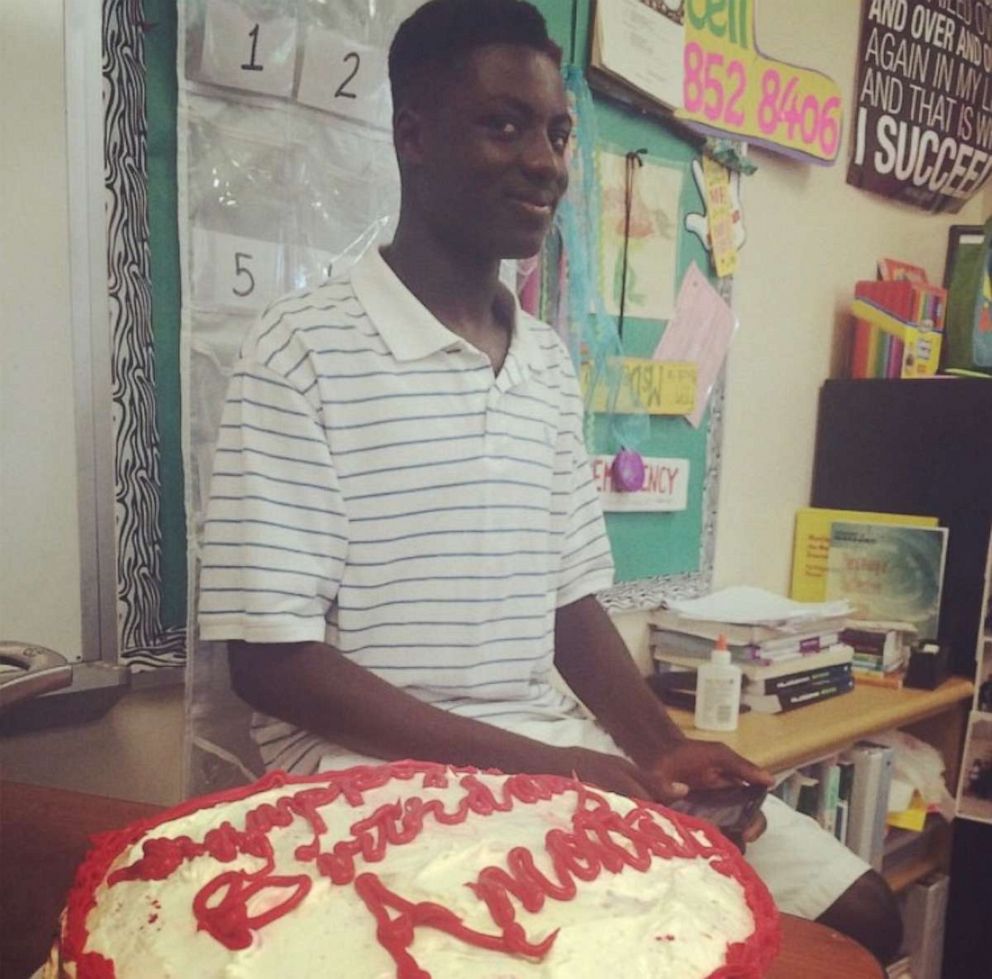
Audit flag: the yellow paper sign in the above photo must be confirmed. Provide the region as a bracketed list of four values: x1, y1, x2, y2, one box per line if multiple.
[676, 1, 843, 164]
[701, 155, 737, 277]
[581, 358, 698, 416]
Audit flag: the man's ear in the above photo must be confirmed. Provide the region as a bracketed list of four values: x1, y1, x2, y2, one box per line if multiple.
[393, 105, 427, 167]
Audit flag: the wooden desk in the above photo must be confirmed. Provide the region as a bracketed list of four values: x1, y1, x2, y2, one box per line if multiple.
[668, 676, 974, 774]
[770, 915, 882, 978]
[670, 675, 974, 895]
[0, 781, 883, 979]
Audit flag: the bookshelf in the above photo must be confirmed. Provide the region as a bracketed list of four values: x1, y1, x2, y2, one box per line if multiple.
[669, 676, 973, 894]
[668, 678, 972, 776]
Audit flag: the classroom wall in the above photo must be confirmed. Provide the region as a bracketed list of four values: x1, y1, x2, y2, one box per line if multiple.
[713, 0, 990, 592]
[0, 1, 988, 804]
[1, 0, 83, 659]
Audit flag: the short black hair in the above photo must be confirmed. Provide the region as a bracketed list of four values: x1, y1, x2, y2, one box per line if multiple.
[389, 0, 562, 111]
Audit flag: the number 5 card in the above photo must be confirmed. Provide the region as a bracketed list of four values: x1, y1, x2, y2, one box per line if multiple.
[190, 228, 286, 313]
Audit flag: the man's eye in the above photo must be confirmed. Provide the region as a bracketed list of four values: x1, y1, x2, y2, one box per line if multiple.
[487, 118, 520, 138]
[550, 130, 571, 154]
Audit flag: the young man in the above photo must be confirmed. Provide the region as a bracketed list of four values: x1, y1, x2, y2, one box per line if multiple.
[199, 0, 901, 961]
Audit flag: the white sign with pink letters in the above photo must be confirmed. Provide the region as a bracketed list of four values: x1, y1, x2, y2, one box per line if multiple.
[591, 455, 690, 512]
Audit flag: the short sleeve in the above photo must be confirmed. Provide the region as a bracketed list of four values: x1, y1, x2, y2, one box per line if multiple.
[198, 336, 348, 644]
[554, 362, 615, 607]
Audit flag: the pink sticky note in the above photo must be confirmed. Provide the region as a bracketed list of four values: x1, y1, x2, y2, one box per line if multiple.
[653, 262, 737, 427]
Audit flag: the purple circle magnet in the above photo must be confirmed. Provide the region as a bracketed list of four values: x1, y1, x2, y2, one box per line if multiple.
[611, 449, 645, 492]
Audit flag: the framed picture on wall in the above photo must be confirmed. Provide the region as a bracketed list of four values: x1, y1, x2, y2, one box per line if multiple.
[943, 225, 985, 290]
[942, 223, 992, 375]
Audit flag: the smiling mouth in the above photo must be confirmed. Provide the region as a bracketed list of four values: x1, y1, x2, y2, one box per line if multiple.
[507, 196, 556, 217]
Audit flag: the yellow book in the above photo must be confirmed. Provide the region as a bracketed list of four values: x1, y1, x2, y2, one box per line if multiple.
[790, 508, 939, 603]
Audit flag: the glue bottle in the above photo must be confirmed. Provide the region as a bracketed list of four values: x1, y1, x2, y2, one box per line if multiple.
[694, 634, 741, 732]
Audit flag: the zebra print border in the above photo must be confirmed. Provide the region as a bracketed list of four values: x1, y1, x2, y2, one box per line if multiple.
[104, 0, 185, 668]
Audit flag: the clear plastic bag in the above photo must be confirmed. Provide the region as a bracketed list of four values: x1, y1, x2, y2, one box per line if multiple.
[872, 729, 957, 820]
[179, 0, 411, 797]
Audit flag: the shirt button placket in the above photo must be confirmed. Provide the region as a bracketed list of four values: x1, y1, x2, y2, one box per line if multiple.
[484, 381, 501, 458]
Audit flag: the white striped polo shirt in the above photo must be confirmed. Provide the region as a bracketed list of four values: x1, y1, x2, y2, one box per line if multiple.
[198, 246, 615, 774]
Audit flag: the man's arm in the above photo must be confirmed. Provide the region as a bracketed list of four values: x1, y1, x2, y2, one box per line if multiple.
[554, 595, 774, 795]
[228, 639, 667, 799]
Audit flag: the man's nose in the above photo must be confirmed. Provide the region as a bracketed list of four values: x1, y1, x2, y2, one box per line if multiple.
[521, 133, 566, 187]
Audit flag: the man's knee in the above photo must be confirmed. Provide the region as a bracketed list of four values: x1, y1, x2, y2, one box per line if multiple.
[816, 869, 903, 964]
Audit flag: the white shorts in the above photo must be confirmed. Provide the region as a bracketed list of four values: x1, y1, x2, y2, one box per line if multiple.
[319, 712, 871, 920]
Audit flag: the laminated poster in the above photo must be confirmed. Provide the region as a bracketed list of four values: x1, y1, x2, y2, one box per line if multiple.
[847, 0, 992, 212]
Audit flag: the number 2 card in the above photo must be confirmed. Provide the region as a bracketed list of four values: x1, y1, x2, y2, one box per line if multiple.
[297, 28, 390, 130]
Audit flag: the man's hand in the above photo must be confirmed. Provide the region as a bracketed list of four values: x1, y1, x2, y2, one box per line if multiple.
[649, 739, 775, 799]
[558, 746, 675, 802]
[650, 741, 773, 849]
[740, 810, 768, 846]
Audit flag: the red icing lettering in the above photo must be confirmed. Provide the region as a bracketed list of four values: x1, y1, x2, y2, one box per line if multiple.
[61, 762, 779, 979]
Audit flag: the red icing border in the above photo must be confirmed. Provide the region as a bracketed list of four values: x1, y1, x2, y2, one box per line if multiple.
[59, 761, 780, 979]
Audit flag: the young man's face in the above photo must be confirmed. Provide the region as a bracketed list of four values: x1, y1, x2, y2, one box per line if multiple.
[399, 43, 571, 261]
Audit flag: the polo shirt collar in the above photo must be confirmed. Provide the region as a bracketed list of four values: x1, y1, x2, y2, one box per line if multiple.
[350, 246, 546, 372]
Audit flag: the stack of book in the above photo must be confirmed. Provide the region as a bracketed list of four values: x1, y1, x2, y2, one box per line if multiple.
[848, 273, 947, 379]
[737, 645, 855, 714]
[843, 622, 914, 689]
[650, 609, 856, 715]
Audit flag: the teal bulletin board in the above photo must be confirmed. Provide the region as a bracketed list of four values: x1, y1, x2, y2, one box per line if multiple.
[146, 0, 725, 620]
[535, 0, 721, 584]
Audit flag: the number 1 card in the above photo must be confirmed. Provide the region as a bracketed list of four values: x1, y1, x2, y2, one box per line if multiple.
[199, 0, 298, 98]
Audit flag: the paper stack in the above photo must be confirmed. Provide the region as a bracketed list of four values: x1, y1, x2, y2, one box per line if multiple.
[650, 586, 857, 714]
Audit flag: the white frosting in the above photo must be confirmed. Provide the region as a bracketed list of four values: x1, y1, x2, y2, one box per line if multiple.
[72, 770, 758, 979]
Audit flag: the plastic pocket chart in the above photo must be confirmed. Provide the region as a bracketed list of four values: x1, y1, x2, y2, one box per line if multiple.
[180, 0, 415, 538]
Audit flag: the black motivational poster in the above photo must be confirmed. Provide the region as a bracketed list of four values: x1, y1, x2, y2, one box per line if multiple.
[848, 0, 992, 213]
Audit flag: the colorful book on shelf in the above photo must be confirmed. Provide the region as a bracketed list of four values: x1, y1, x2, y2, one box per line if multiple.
[847, 268, 947, 378]
[790, 507, 939, 604]
[850, 298, 943, 376]
[854, 279, 947, 330]
[851, 667, 905, 689]
[843, 622, 914, 671]
[826, 522, 948, 641]
[849, 317, 876, 379]
[851, 648, 904, 673]
[814, 759, 842, 836]
[741, 674, 854, 714]
[877, 257, 927, 283]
